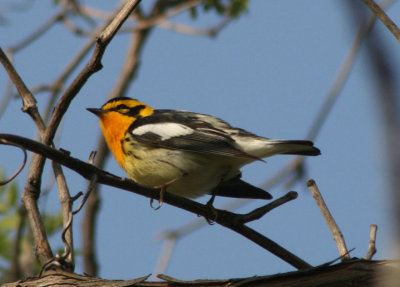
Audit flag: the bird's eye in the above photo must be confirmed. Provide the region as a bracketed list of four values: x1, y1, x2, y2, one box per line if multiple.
[118, 108, 130, 114]
[109, 104, 130, 114]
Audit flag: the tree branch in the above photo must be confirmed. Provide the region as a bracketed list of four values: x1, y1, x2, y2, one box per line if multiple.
[365, 224, 377, 260]
[1, 0, 142, 268]
[0, 133, 312, 270]
[4, 259, 398, 287]
[362, 0, 400, 44]
[307, 179, 350, 261]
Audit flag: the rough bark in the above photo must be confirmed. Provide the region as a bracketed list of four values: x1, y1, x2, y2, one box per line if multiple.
[3, 260, 399, 287]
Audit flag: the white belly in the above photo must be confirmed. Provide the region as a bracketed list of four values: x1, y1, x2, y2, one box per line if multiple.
[122, 145, 244, 198]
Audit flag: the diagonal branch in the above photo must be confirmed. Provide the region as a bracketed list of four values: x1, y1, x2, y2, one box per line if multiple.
[1, 0, 142, 267]
[43, 0, 141, 146]
[362, 0, 400, 44]
[0, 133, 312, 270]
[307, 179, 350, 261]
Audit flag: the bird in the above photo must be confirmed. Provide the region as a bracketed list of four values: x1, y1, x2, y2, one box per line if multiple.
[87, 97, 320, 206]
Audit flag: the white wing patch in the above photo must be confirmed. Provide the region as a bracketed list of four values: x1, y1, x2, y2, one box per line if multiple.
[132, 123, 194, 140]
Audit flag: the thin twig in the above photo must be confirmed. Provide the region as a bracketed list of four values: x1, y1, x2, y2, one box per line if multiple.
[52, 161, 74, 271]
[136, 0, 203, 30]
[152, 237, 176, 279]
[8, 10, 65, 53]
[362, 0, 400, 44]
[0, 48, 46, 134]
[305, 13, 377, 141]
[0, 69, 14, 120]
[43, 0, 141, 147]
[238, 191, 298, 224]
[0, 141, 27, 185]
[157, 17, 230, 37]
[315, 247, 356, 268]
[73, 151, 98, 215]
[365, 224, 378, 260]
[40, 152, 98, 275]
[307, 179, 350, 261]
[81, 142, 105, 276]
[42, 36, 95, 122]
[60, 15, 94, 37]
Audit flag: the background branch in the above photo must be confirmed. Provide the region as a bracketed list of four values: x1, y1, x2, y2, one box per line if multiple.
[1, 0, 142, 268]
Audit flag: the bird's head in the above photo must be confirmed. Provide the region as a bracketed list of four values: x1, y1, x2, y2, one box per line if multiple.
[87, 97, 154, 167]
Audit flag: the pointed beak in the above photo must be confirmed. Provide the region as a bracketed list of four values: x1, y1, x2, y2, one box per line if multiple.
[87, 108, 105, 117]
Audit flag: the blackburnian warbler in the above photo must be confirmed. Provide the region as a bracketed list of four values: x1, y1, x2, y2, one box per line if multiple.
[88, 97, 320, 204]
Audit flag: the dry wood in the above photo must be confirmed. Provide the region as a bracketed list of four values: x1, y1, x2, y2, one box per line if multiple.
[3, 260, 399, 287]
[307, 179, 350, 261]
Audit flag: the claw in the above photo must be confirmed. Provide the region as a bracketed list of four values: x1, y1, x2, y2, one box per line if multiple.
[205, 194, 218, 224]
[150, 187, 165, 210]
[150, 172, 187, 210]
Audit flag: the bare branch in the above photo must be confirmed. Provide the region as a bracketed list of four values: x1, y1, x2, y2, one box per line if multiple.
[365, 224, 378, 260]
[73, 152, 98, 215]
[44, 0, 141, 146]
[8, 10, 65, 53]
[237, 191, 298, 224]
[136, 0, 203, 30]
[306, 12, 377, 141]
[0, 48, 46, 134]
[1, 0, 141, 268]
[0, 133, 312, 270]
[81, 142, 105, 276]
[157, 17, 230, 37]
[52, 161, 74, 271]
[152, 237, 176, 279]
[0, 141, 26, 185]
[362, 0, 400, 44]
[307, 179, 350, 261]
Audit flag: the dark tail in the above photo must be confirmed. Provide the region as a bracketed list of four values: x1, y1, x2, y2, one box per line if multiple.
[214, 177, 272, 200]
[268, 140, 321, 156]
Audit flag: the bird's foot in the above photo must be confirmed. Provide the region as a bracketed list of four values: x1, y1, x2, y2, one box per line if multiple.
[204, 194, 218, 224]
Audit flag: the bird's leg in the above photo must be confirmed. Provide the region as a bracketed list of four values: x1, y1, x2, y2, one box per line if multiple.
[206, 193, 216, 207]
[150, 169, 188, 210]
[204, 171, 233, 223]
[204, 192, 218, 224]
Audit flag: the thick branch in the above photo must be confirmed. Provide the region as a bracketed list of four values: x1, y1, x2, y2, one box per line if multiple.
[0, 133, 311, 270]
[3, 260, 399, 287]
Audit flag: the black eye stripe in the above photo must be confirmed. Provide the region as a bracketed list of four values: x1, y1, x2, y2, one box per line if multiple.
[110, 104, 129, 111]
[108, 104, 146, 117]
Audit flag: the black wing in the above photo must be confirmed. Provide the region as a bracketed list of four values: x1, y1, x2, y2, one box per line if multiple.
[128, 110, 259, 159]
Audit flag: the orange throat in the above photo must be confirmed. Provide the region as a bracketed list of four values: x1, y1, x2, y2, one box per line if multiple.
[99, 112, 132, 169]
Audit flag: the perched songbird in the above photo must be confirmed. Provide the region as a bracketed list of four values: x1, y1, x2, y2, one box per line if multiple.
[88, 97, 320, 204]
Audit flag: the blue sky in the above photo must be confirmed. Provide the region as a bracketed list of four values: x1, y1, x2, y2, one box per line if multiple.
[1, 0, 399, 281]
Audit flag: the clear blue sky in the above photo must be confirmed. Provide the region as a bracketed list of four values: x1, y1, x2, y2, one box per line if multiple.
[1, 0, 399, 281]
